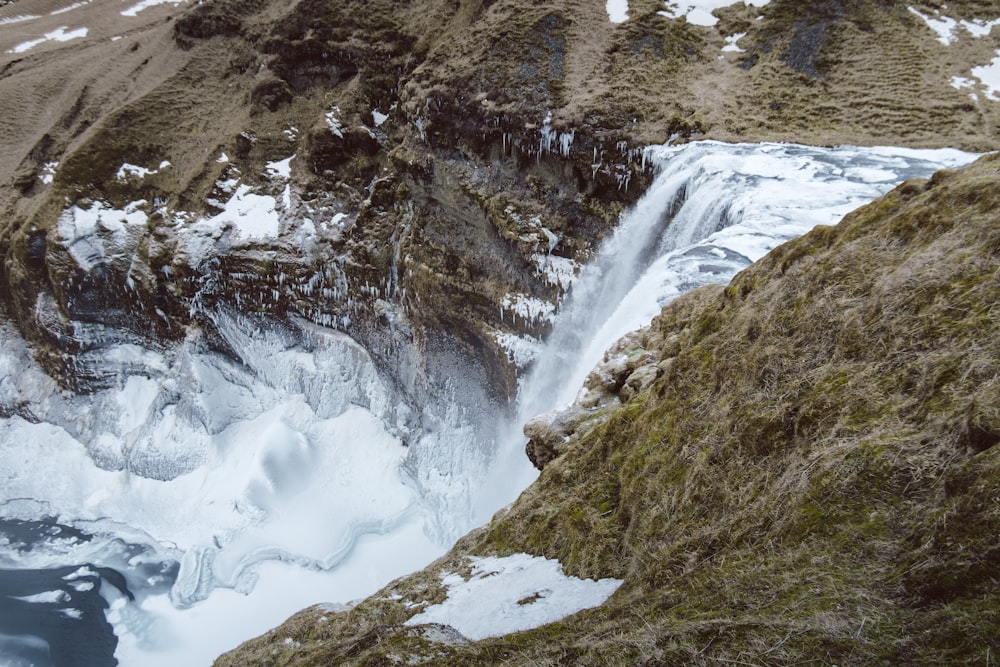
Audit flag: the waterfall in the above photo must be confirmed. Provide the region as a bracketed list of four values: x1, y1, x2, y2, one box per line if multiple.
[474, 141, 978, 522]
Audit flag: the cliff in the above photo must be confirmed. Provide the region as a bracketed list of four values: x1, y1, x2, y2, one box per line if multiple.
[2, 0, 999, 418]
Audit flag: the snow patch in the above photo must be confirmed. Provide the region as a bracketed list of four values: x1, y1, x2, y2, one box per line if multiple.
[722, 32, 746, 52]
[971, 51, 1000, 100]
[121, 0, 186, 17]
[660, 0, 770, 27]
[909, 7, 1000, 45]
[325, 108, 344, 138]
[404, 554, 622, 640]
[606, 0, 629, 23]
[117, 161, 170, 181]
[7, 26, 88, 53]
[501, 293, 555, 324]
[371, 109, 389, 126]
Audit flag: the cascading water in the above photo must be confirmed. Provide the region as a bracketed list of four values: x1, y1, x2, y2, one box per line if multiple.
[0, 141, 978, 667]
[475, 141, 979, 520]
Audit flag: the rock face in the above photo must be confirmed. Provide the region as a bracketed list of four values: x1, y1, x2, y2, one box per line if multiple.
[217, 148, 1000, 667]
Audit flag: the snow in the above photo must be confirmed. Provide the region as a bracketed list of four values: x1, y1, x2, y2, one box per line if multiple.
[961, 16, 1000, 38]
[606, 0, 629, 23]
[51, 1, 90, 15]
[0, 14, 40, 25]
[722, 32, 746, 52]
[404, 554, 622, 639]
[217, 152, 230, 163]
[57, 200, 148, 271]
[121, 0, 186, 17]
[0, 311, 446, 667]
[191, 184, 281, 244]
[952, 75, 976, 90]
[495, 331, 542, 369]
[971, 51, 1000, 100]
[909, 7, 1000, 44]
[908, 7, 957, 44]
[10, 590, 71, 604]
[371, 109, 389, 126]
[325, 108, 345, 138]
[39, 161, 58, 185]
[117, 161, 170, 180]
[7, 26, 88, 53]
[266, 156, 294, 180]
[661, 0, 770, 27]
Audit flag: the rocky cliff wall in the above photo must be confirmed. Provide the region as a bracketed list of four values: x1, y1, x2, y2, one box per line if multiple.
[2, 0, 998, 421]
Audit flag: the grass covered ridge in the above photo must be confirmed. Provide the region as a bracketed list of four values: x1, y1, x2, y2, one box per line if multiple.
[218, 154, 1000, 666]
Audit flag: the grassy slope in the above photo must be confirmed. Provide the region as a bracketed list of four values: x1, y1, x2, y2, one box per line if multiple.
[218, 154, 1000, 666]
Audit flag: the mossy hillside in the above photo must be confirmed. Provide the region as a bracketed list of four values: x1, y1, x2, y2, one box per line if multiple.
[219, 154, 1000, 666]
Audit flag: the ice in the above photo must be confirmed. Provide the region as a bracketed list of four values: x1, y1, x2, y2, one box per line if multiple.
[117, 161, 170, 180]
[0, 15, 40, 25]
[494, 331, 542, 369]
[266, 156, 294, 180]
[404, 554, 622, 640]
[121, 0, 187, 17]
[57, 200, 148, 271]
[606, 0, 629, 24]
[0, 310, 445, 665]
[10, 590, 71, 604]
[501, 294, 555, 324]
[909, 6, 1000, 44]
[7, 26, 88, 53]
[908, 7, 957, 44]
